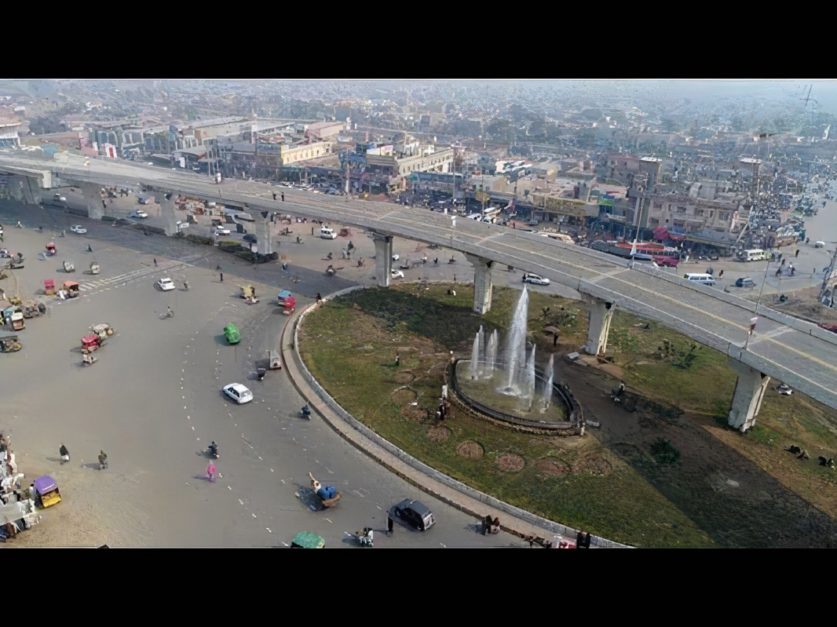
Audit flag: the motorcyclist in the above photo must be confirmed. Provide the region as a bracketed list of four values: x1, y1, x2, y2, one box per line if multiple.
[326, 252, 333, 260]
[361, 527, 374, 546]
[166, 306, 174, 318]
[208, 441, 219, 458]
[301, 404, 311, 418]
[16, 221, 22, 228]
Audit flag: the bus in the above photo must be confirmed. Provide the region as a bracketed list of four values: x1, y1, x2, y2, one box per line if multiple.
[737, 249, 766, 262]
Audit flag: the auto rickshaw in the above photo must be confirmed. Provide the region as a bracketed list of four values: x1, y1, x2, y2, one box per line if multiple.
[6, 308, 24, 331]
[44, 279, 56, 295]
[223, 323, 241, 345]
[45, 242, 57, 256]
[290, 531, 325, 549]
[240, 285, 258, 304]
[0, 331, 22, 353]
[277, 290, 296, 315]
[91, 323, 114, 341]
[89, 262, 100, 275]
[6, 258, 23, 270]
[63, 260, 75, 273]
[63, 281, 80, 299]
[33, 475, 62, 508]
[81, 334, 101, 353]
[268, 350, 282, 370]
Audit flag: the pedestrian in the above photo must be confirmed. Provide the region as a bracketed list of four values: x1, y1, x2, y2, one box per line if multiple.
[316, 292, 322, 305]
[387, 515, 394, 535]
[584, 532, 592, 549]
[806, 237, 810, 245]
[101, 200, 106, 210]
[795, 248, 800, 258]
[219, 271, 224, 282]
[281, 192, 285, 202]
[153, 257, 157, 267]
[59, 443, 70, 464]
[311, 226, 314, 236]
[394, 352, 400, 367]
[718, 269, 724, 278]
[749, 316, 758, 335]
[206, 461, 217, 482]
[272, 192, 277, 201]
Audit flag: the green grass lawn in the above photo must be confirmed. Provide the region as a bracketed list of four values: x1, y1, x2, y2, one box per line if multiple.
[299, 284, 837, 547]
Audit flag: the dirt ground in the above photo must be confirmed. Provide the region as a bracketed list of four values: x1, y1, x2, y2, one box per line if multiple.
[770, 286, 837, 325]
[556, 354, 837, 547]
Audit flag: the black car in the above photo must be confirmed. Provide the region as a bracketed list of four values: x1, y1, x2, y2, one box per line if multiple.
[735, 277, 756, 288]
[243, 234, 257, 244]
[393, 498, 435, 531]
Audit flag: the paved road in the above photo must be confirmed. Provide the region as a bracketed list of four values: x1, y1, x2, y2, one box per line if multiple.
[1, 201, 527, 548]
[2, 151, 834, 409]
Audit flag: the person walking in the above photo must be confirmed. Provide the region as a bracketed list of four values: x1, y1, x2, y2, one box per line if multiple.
[272, 192, 277, 201]
[795, 248, 800, 258]
[316, 292, 322, 305]
[153, 257, 158, 267]
[394, 352, 400, 367]
[583, 531, 592, 549]
[59, 443, 70, 464]
[206, 461, 217, 482]
[219, 271, 224, 282]
[387, 515, 394, 535]
[281, 192, 285, 202]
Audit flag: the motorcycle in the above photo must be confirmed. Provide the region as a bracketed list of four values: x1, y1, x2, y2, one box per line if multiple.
[207, 442, 219, 459]
[354, 527, 374, 547]
[300, 405, 312, 420]
[448, 257, 456, 264]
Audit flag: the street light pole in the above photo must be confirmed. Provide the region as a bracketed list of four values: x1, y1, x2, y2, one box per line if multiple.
[744, 257, 773, 350]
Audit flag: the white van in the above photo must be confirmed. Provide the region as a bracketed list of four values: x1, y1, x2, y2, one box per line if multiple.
[738, 249, 766, 262]
[683, 273, 716, 286]
[814, 240, 826, 248]
[320, 226, 337, 240]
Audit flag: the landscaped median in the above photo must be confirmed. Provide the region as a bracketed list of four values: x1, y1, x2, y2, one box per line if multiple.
[298, 284, 837, 547]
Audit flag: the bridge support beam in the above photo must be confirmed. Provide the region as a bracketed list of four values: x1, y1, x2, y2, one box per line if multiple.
[20, 175, 42, 205]
[256, 210, 273, 255]
[159, 192, 179, 236]
[371, 232, 393, 287]
[582, 295, 614, 356]
[465, 253, 494, 314]
[81, 182, 105, 220]
[727, 361, 770, 432]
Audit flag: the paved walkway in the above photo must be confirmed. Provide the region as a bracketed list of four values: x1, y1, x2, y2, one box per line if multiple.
[279, 298, 612, 548]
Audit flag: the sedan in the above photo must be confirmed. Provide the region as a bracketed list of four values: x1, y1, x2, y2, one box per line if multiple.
[214, 226, 231, 235]
[522, 273, 550, 286]
[735, 277, 756, 288]
[156, 277, 176, 292]
[69, 225, 87, 234]
[129, 210, 149, 219]
[222, 383, 253, 405]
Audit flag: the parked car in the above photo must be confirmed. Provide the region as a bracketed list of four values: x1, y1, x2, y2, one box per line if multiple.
[522, 273, 550, 285]
[69, 225, 87, 234]
[156, 277, 176, 292]
[214, 226, 231, 235]
[222, 383, 253, 404]
[393, 498, 435, 531]
[735, 277, 756, 288]
[129, 210, 149, 219]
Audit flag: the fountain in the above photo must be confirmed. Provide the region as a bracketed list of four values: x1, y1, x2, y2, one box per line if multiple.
[450, 287, 583, 434]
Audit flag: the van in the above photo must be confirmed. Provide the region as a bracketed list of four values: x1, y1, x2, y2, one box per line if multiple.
[683, 273, 716, 286]
[738, 249, 766, 262]
[320, 226, 337, 240]
[814, 240, 826, 248]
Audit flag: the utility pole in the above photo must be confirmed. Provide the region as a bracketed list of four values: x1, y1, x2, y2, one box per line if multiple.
[819, 242, 837, 306]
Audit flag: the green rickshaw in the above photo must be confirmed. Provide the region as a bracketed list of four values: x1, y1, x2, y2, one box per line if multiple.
[223, 324, 240, 345]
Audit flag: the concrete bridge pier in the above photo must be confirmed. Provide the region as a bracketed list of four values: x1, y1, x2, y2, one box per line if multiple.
[81, 182, 105, 220]
[159, 192, 179, 236]
[728, 361, 770, 432]
[20, 175, 42, 205]
[371, 232, 393, 287]
[582, 295, 614, 356]
[465, 253, 494, 314]
[256, 211, 273, 255]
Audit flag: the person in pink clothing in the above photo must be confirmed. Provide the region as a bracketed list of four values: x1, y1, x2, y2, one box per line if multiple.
[206, 461, 217, 482]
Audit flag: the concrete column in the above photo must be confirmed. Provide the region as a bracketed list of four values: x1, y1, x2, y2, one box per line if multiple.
[582, 294, 614, 356]
[159, 192, 179, 236]
[9, 176, 26, 202]
[256, 210, 273, 255]
[465, 253, 494, 314]
[20, 176, 42, 205]
[727, 361, 770, 432]
[81, 182, 104, 220]
[372, 232, 393, 287]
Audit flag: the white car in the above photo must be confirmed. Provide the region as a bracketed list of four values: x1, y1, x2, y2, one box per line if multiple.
[176, 221, 189, 230]
[54, 193, 67, 202]
[156, 277, 176, 291]
[223, 383, 253, 404]
[391, 254, 400, 261]
[69, 225, 87, 234]
[522, 273, 551, 286]
[214, 226, 231, 235]
[130, 210, 149, 219]
[391, 269, 405, 279]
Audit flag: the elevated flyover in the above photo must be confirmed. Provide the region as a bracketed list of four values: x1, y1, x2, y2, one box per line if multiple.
[2, 151, 836, 427]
